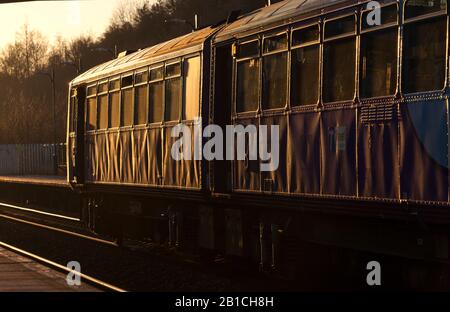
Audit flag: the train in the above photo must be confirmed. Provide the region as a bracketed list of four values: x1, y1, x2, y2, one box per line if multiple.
[66, 0, 450, 277]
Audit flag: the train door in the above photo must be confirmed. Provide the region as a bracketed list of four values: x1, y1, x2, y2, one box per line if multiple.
[68, 86, 86, 184]
[212, 43, 233, 194]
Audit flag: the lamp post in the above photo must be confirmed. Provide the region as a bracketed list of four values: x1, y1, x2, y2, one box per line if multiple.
[38, 68, 57, 175]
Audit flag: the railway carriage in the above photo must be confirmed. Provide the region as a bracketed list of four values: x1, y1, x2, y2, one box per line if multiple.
[67, 0, 450, 276]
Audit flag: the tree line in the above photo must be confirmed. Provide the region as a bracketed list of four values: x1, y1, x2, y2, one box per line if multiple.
[0, 0, 272, 144]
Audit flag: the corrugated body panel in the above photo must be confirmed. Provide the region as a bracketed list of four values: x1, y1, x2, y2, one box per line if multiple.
[260, 115, 288, 193]
[400, 98, 448, 202]
[85, 127, 199, 188]
[232, 118, 260, 192]
[320, 108, 357, 196]
[120, 130, 133, 183]
[162, 124, 201, 188]
[147, 128, 162, 186]
[107, 131, 121, 183]
[358, 121, 400, 199]
[163, 125, 180, 187]
[97, 133, 108, 181]
[184, 124, 200, 188]
[289, 112, 321, 194]
[134, 129, 149, 185]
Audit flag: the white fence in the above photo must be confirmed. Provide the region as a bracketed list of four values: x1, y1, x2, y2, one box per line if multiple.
[0, 144, 66, 176]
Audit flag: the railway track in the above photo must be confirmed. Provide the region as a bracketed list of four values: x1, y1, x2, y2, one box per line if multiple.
[0, 200, 118, 246]
[0, 201, 125, 291]
[0, 202, 281, 291]
[0, 241, 125, 292]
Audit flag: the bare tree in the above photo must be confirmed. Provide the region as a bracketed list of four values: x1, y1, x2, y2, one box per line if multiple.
[110, 0, 151, 28]
[0, 23, 48, 79]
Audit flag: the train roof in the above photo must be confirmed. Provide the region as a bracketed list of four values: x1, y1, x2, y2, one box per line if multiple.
[215, 0, 358, 43]
[72, 0, 363, 86]
[71, 25, 218, 86]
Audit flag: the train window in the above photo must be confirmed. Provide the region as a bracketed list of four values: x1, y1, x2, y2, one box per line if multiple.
[97, 94, 109, 129]
[292, 25, 320, 47]
[109, 79, 120, 91]
[164, 62, 181, 121]
[237, 40, 259, 59]
[262, 34, 288, 109]
[150, 66, 164, 81]
[87, 85, 96, 97]
[109, 91, 120, 128]
[135, 85, 147, 125]
[236, 59, 260, 112]
[183, 56, 201, 120]
[86, 97, 97, 131]
[263, 33, 288, 54]
[323, 15, 356, 103]
[324, 15, 355, 40]
[135, 70, 148, 84]
[362, 4, 398, 30]
[121, 74, 133, 88]
[165, 78, 181, 121]
[149, 81, 163, 123]
[98, 81, 108, 93]
[403, 15, 446, 93]
[405, 0, 447, 20]
[69, 91, 76, 132]
[166, 62, 181, 78]
[291, 45, 320, 106]
[360, 27, 398, 98]
[121, 87, 133, 126]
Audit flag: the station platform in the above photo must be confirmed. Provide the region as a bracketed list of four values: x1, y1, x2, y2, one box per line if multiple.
[0, 175, 68, 188]
[0, 246, 99, 292]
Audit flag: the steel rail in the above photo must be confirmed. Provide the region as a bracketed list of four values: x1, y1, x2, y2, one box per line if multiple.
[0, 241, 126, 292]
[0, 213, 118, 247]
[0, 201, 80, 222]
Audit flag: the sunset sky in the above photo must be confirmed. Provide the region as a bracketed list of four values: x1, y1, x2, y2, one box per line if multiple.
[0, 0, 151, 49]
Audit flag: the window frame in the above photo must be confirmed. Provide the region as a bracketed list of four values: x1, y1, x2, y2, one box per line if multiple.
[120, 72, 135, 128]
[182, 53, 202, 121]
[402, 0, 448, 94]
[96, 79, 109, 130]
[359, 3, 399, 99]
[290, 22, 322, 107]
[260, 30, 289, 112]
[236, 38, 260, 61]
[148, 63, 165, 125]
[134, 67, 149, 126]
[108, 76, 121, 130]
[360, 2, 399, 34]
[323, 13, 357, 42]
[86, 82, 97, 132]
[403, 0, 448, 24]
[322, 13, 358, 104]
[164, 59, 183, 122]
[262, 31, 289, 57]
[234, 37, 262, 116]
[291, 22, 321, 49]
